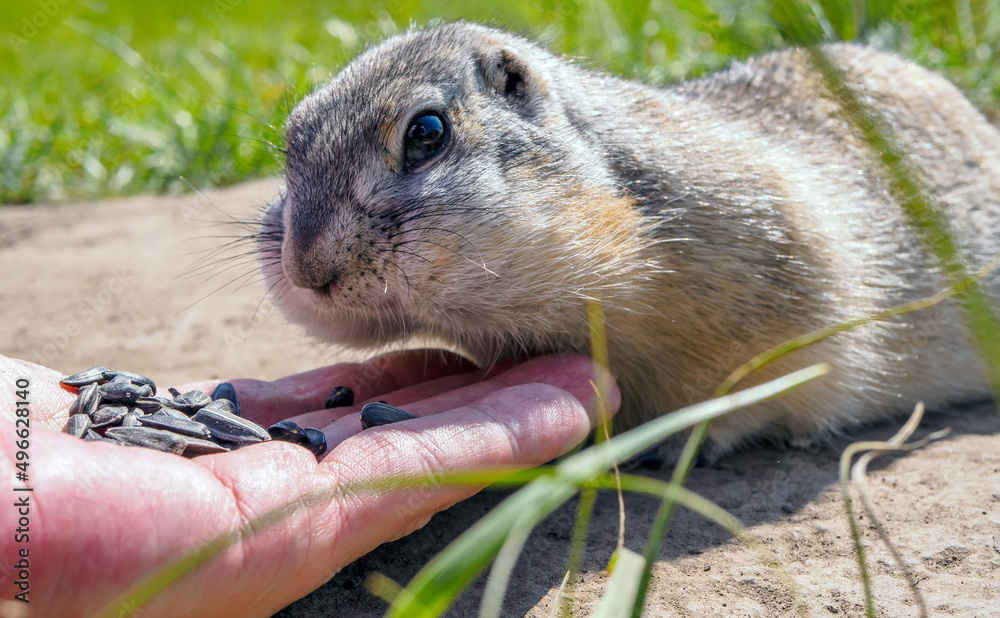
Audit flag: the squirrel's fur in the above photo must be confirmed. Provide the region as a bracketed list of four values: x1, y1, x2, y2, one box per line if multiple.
[260, 23, 1000, 462]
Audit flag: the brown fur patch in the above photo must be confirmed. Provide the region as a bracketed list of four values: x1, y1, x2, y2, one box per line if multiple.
[554, 183, 650, 266]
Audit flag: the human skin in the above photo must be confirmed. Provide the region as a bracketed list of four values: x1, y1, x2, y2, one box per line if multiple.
[0, 351, 618, 617]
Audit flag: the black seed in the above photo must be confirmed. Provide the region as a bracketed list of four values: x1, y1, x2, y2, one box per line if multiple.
[98, 377, 145, 405]
[60, 366, 111, 388]
[65, 414, 92, 438]
[90, 404, 130, 427]
[139, 412, 212, 439]
[164, 390, 213, 413]
[201, 398, 237, 416]
[182, 437, 232, 457]
[133, 397, 165, 413]
[267, 421, 326, 459]
[69, 383, 101, 418]
[211, 382, 240, 416]
[324, 386, 355, 409]
[121, 412, 142, 428]
[160, 407, 191, 420]
[106, 427, 187, 454]
[192, 407, 271, 444]
[302, 428, 327, 457]
[360, 402, 417, 429]
[268, 420, 306, 442]
[102, 369, 156, 394]
[83, 429, 106, 442]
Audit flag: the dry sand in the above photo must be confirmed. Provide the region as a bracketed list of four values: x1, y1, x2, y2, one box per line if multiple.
[1, 180, 997, 616]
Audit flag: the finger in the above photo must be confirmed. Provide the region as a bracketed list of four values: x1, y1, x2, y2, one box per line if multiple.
[315, 354, 616, 450]
[314, 380, 612, 583]
[177, 349, 477, 426]
[0, 355, 76, 429]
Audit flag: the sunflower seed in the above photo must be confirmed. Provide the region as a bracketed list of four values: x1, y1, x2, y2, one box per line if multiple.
[63, 364, 329, 460]
[90, 404, 130, 428]
[360, 402, 417, 429]
[324, 386, 355, 409]
[181, 437, 231, 457]
[139, 412, 212, 439]
[164, 390, 213, 413]
[192, 407, 271, 444]
[102, 370, 156, 394]
[302, 427, 327, 457]
[65, 414, 92, 438]
[201, 398, 237, 416]
[267, 421, 327, 457]
[68, 382, 101, 418]
[211, 382, 240, 416]
[106, 427, 187, 454]
[99, 376, 145, 405]
[267, 420, 306, 442]
[60, 365, 111, 387]
[133, 397, 166, 413]
[84, 429, 116, 442]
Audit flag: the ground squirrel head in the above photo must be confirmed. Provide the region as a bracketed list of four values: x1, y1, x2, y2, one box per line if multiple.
[261, 22, 653, 359]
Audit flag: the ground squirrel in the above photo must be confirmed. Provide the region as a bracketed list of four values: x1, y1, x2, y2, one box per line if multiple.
[259, 22, 1000, 462]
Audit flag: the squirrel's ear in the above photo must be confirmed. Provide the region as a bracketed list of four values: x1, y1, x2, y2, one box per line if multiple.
[478, 47, 539, 106]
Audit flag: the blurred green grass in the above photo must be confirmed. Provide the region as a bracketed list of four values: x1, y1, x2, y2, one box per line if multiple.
[1, 0, 998, 203]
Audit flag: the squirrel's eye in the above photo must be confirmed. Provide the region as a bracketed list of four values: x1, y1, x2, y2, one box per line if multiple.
[404, 112, 449, 170]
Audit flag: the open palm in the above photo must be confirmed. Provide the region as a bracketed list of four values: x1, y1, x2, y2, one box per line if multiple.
[0, 351, 617, 617]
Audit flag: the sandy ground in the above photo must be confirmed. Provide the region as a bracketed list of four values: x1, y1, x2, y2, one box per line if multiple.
[1, 180, 998, 616]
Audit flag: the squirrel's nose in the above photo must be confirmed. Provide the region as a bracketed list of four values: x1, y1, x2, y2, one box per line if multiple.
[281, 234, 343, 291]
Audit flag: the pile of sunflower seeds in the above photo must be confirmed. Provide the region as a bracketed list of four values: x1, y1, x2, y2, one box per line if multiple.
[60, 366, 329, 459]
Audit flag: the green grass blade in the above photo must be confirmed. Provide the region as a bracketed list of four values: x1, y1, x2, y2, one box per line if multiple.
[804, 45, 1000, 396]
[550, 298, 612, 615]
[591, 548, 645, 618]
[387, 477, 579, 618]
[556, 364, 830, 483]
[560, 486, 598, 616]
[630, 416, 708, 617]
[478, 491, 555, 618]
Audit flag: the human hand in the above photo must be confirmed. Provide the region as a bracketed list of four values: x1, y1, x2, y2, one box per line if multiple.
[0, 351, 618, 617]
